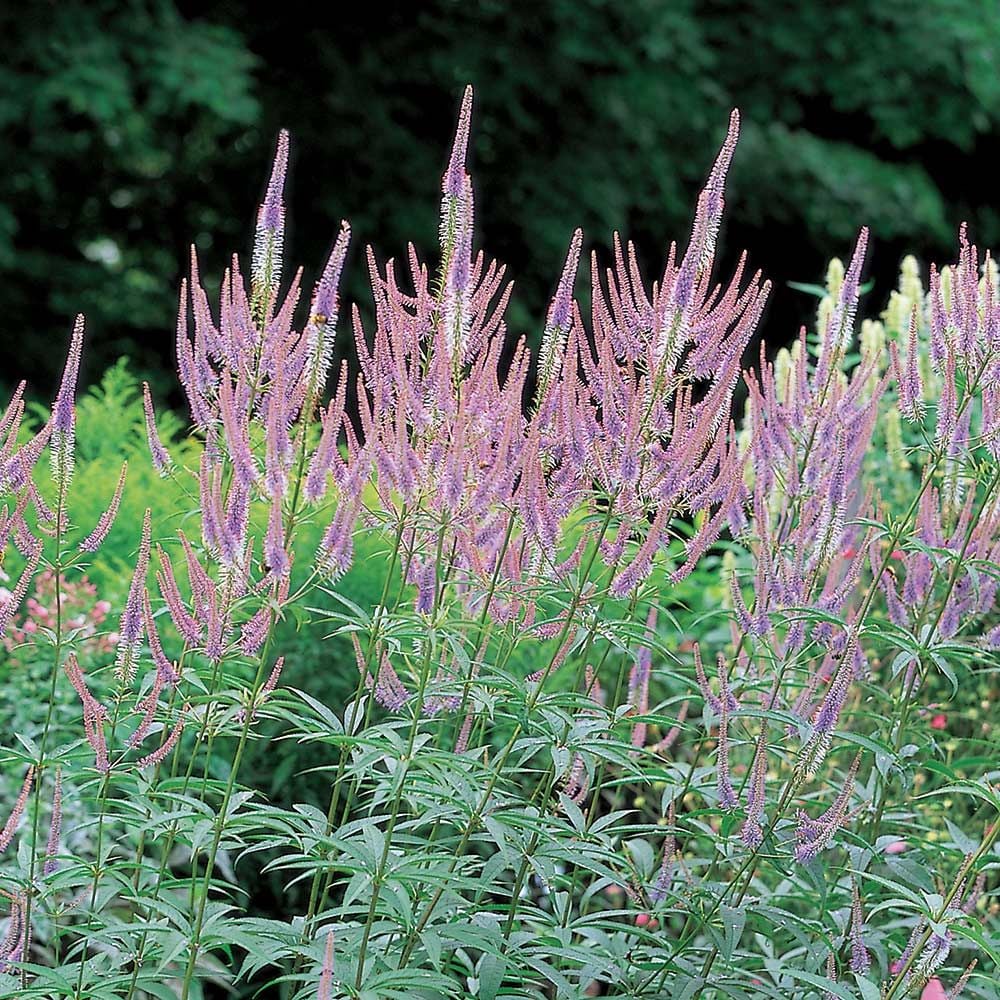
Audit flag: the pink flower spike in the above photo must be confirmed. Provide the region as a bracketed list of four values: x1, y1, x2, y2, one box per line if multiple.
[0, 541, 42, 638]
[317, 929, 335, 1000]
[0, 765, 34, 852]
[261, 656, 285, 699]
[135, 710, 186, 770]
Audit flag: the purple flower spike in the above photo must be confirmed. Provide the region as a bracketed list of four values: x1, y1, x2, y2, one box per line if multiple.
[716, 694, 739, 812]
[79, 461, 128, 553]
[116, 508, 152, 685]
[537, 228, 584, 396]
[142, 383, 173, 475]
[50, 314, 85, 486]
[253, 130, 291, 302]
[849, 880, 871, 974]
[264, 494, 289, 579]
[793, 753, 860, 862]
[740, 727, 768, 849]
[260, 129, 290, 234]
[43, 769, 62, 875]
[443, 85, 473, 198]
[313, 221, 352, 329]
[52, 314, 84, 436]
[135, 712, 186, 771]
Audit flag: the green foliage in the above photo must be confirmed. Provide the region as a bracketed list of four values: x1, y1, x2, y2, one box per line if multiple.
[0, 1, 259, 392]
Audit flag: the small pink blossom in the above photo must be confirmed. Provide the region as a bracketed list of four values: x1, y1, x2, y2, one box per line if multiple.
[920, 979, 947, 1000]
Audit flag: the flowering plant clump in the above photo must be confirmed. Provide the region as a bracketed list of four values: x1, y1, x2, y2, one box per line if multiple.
[1, 88, 998, 999]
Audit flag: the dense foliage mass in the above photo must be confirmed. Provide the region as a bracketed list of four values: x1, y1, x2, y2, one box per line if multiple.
[5, 0, 1000, 392]
[1, 88, 999, 999]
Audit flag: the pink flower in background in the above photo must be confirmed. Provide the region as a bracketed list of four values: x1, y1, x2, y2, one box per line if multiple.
[930, 713, 947, 730]
[920, 979, 947, 1000]
[3, 569, 116, 664]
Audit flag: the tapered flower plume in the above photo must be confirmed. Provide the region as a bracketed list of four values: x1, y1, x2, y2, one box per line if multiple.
[116, 508, 152, 684]
[443, 85, 473, 199]
[317, 929, 335, 1000]
[142, 383, 173, 475]
[793, 753, 861, 863]
[715, 680, 738, 812]
[740, 726, 768, 848]
[156, 545, 202, 646]
[849, 879, 871, 974]
[305, 221, 352, 401]
[681, 107, 740, 283]
[537, 228, 583, 402]
[0, 540, 42, 638]
[65, 652, 110, 772]
[947, 961, 977, 999]
[0, 892, 26, 974]
[890, 307, 925, 423]
[143, 588, 179, 685]
[0, 765, 34, 853]
[43, 768, 62, 875]
[127, 667, 165, 749]
[134, 711, 186, 770]
[79, 461, 127, 552]
[264, 494, 289, 579]
[253, 129, 290, 308]
[316, 498, 359, 580]
[50, 314, 85, 487]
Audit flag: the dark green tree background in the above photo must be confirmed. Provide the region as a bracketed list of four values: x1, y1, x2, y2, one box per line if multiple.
[3, 0, 999, 397]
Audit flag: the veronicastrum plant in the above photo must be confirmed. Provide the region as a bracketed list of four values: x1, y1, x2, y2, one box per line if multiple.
[1, 86, 998, 999]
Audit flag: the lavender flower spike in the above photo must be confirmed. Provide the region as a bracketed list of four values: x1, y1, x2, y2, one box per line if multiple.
[79, 461, 127, 552]
[142, 383, 173, 475]
[0, 892, 25, 975]
[43, 769, 63, 875]
[740, 726, 768, 849]
[793, 753, 861, 863]
[849, 880, 871, 974]
[306, 220, 352, 397]
[261, 128, 290, 233]
[716, 690, 739, 811]
[116, 508, 152, 685]
[134, 711, 186, 770]
[253, 129, 290, 302]
[264, 494, 290, 578]
[50, 313, 85, 487]
[537, 228, 583, 397]
[443, 85, 473, 197]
